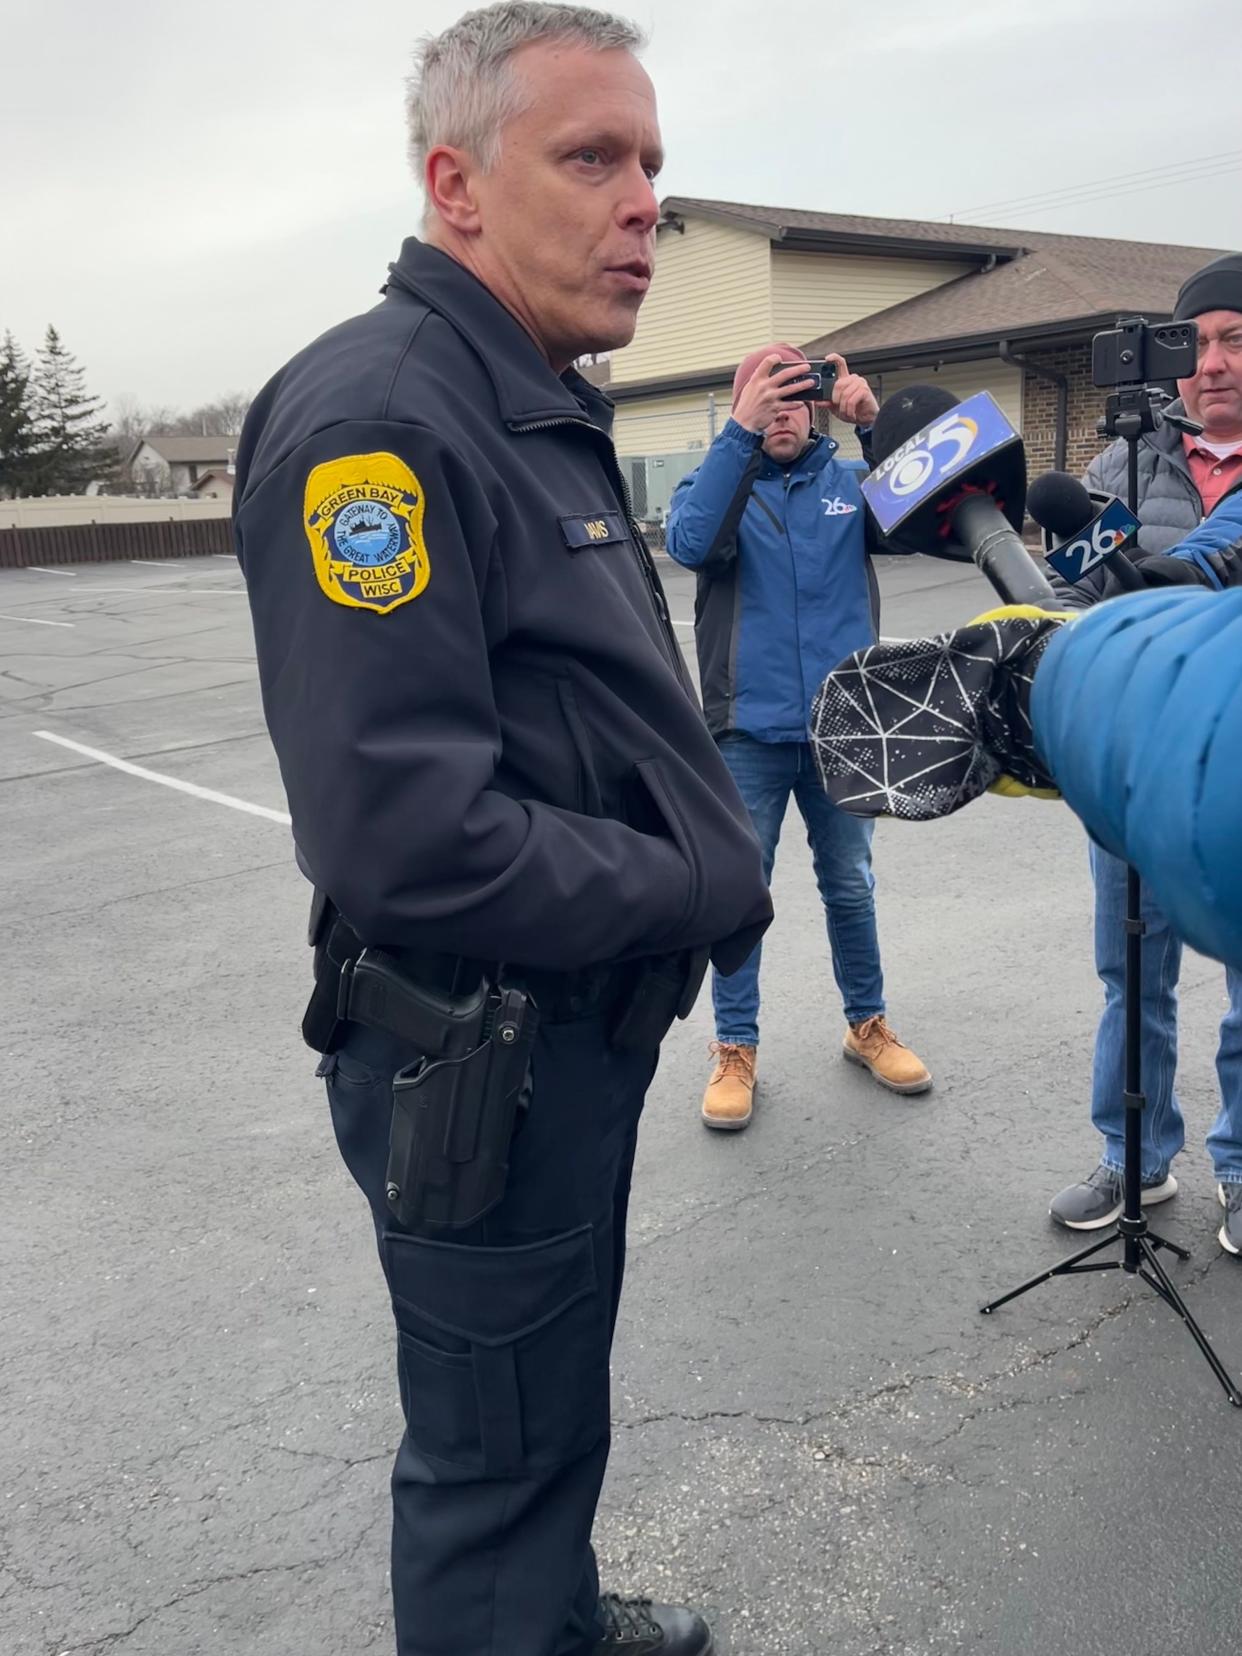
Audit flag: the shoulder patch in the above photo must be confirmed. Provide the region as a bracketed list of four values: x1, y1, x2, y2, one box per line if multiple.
[303, 452, 431, 614]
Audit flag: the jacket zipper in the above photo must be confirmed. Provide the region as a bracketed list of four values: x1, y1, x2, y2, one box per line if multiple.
[513, 414, 693, 690]
[783, 470, 808, 720]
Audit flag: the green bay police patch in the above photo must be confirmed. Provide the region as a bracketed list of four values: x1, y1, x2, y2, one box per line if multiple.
[303, 452, 431, 614]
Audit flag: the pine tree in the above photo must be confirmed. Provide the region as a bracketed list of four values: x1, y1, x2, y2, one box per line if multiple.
[0, 331, 37, 498]
[29, 325, 112, 495]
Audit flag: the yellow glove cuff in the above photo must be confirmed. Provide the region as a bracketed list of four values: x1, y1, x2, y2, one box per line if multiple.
[969, 603, 1068, 626]
[987, 775, 1061, 801]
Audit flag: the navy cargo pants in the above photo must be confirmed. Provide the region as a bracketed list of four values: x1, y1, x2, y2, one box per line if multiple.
[321, 1003, 658, 1656]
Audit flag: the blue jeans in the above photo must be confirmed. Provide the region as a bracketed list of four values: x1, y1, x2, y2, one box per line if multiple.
[1090, 844, 1242, 1185]
[712, 734, 884, 1045]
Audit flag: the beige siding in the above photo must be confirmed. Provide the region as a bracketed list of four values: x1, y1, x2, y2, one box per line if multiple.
[608, 219, 771, 385]
[878, 358, 1024, 433]
[611, 389, 728, 457]
[821, 357, 1024, 466]
[772, 251, 975, 345]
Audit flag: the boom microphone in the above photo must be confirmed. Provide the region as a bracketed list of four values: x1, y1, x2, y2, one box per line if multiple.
[865, 385, 1058, 609]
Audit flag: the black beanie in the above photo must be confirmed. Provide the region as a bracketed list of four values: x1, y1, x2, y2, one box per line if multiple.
[1173, 253, 1242, 322]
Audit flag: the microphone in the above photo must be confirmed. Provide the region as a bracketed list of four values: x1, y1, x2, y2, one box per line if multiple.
[1026, 471, 1143, 592]
[865, 385, 1058, 609]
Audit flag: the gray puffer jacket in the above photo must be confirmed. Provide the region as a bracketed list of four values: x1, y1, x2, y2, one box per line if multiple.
[1050, 399, 1205, 608]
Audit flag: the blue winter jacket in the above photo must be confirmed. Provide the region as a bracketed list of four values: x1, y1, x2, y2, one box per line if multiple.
[1032, 586, 1242, 969]
[1169, 479, 1242, 587]
[666, 419, 889, 740]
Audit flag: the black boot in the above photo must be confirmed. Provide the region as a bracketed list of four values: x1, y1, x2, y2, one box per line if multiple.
[594, 1595, 714, 1654]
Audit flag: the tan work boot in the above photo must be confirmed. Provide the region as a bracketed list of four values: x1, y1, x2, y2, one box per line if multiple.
[843, 1016, 931, 1095]
[702, 1042, 757, 1131]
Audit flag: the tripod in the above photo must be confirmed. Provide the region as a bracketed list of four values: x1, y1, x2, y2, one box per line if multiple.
[980, 385, 1242, 1407]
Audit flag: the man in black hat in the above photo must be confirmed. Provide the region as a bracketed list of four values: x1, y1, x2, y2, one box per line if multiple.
[1047, 252, 1242, 1255]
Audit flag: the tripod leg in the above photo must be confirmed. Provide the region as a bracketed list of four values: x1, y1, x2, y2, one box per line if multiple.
[1144, 1226, 1191, 1263]
[981, 1231, 1119, 1315]
[1137, 1238, 1242, 1407]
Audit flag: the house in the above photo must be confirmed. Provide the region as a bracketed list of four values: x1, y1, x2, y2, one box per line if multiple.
[606, 197, 1232, 525]
[191, 467, 234, 504]
[127, 435, 237, 497]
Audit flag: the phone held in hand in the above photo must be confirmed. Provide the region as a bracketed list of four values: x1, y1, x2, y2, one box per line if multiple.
[770, 359, 837, 405]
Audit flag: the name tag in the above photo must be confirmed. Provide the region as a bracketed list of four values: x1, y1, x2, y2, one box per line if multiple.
[559, 511, 627, 552]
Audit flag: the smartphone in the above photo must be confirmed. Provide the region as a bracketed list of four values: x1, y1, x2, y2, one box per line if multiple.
[769, 359, 837, 405]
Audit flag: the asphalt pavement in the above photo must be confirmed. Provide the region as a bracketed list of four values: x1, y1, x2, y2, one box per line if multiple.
[1, 551, 1238, 1656]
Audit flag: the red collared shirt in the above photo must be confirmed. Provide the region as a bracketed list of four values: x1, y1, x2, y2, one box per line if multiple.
[1183, 433, 1242, 516]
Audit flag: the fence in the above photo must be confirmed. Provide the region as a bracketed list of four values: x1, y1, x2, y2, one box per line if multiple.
[0, 513, 234, 568]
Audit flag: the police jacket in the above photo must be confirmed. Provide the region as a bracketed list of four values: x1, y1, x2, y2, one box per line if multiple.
[665, 421, 882, 740]
[233, 238, 772, 974]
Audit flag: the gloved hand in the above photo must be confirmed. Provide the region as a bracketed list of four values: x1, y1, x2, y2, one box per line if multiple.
[809, 604, 1068, 821]
[1130, 553, 1213, 589]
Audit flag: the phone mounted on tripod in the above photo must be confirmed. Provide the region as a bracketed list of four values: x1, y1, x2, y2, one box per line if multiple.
[1092, 315, 1202, 443]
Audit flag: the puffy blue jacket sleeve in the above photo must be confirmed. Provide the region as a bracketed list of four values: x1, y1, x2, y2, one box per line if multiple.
[1031, 588, 1242, 968]
[665, 419, 763, 570]
[1169, 486, 1242, 588]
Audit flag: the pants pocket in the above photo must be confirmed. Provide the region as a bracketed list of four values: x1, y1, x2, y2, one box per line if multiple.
[382, 1223, 608, 1477]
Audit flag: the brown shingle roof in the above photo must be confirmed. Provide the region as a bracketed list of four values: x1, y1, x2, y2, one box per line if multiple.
[810, 238, 1233, 360]
[131, 436, 237, 465]
[663, 197, 1236, 362]
[662, 196, 1029, 257]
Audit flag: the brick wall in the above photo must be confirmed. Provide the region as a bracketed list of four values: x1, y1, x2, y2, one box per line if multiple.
[1020, 343, 1110, 479]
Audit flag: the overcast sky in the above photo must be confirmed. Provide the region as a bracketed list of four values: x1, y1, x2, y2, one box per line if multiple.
[3, 0, 1240, 417]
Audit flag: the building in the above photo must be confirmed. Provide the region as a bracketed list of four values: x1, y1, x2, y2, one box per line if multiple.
[190, 467, 234, 504]
[606, 197, 1232, 528]
[126, 435, 237, 497]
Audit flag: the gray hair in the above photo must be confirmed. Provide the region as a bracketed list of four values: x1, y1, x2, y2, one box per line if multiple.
[407, 2, 646, 183]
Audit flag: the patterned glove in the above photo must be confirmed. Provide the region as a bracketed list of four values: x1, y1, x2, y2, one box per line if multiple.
[809, 605, 1068, 821]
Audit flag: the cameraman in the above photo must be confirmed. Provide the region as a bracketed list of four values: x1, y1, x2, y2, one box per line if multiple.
[1047, 253, 1242, 1255]
[666, 345, 931, 1131]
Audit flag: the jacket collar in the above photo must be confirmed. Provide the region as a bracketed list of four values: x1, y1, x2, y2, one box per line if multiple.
[382, 237, 614, 433]
[757, 431, 836, 482]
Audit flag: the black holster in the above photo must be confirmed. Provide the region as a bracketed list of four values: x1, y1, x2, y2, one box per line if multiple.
[385, 978, 536, 1231]
[339, 948, 538, 1232]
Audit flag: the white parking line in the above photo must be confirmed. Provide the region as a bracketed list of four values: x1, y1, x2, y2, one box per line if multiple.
[0, 613, 74, 628]
[130, 559, 179, 567]
[33, 732, 291, 824]
[28, 567, 76, 576]
[212, 553, 236, 560]
[23, 586, 248, 596]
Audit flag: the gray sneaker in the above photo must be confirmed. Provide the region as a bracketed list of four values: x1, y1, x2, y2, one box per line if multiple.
[1050, 1161, 1178, 1231]
[1219, 1184, 1242, 1257]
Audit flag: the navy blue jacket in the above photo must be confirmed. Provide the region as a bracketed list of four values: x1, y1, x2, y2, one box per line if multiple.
[665, 419, 882, 739]
[1033, 587, 1242, 969]
[233, 239, 772, 973]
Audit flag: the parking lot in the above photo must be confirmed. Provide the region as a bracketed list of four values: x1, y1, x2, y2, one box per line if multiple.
[2, 551, 1239, 1656]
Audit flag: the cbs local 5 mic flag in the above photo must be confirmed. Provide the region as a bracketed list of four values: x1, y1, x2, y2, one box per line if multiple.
[862, 391, 1020, 537]
[1045, 498, 1142, 586]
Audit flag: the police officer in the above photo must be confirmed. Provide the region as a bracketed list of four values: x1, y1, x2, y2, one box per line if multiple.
[233, 6, 771, 1655]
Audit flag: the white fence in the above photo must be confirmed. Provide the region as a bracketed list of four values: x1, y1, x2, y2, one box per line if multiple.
[0, 495, 231, 531]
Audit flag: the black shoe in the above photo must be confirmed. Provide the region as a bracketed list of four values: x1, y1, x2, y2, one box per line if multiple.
[594, 1595, 714, 1655]
[1219, 1184, 1242, 1256]
[1049, 1161, 1178, 1231]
